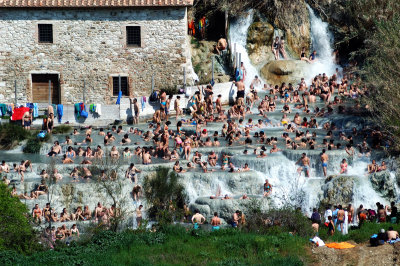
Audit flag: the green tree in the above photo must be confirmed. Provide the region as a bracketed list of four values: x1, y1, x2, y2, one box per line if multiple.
[0, 183, 39, 253]
[361, 15, 400, 151]
[143, 167, 186, 225]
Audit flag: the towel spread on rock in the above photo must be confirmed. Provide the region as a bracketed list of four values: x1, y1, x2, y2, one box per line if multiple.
[325, 242, 355, 249]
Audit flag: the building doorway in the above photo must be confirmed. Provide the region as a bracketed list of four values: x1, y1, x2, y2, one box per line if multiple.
[31, 74, 60, 104]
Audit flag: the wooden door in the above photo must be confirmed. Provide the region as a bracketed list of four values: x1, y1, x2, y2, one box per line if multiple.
[32, 74, 60, 104]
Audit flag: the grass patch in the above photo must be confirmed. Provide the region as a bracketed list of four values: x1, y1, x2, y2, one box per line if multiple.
[0, 123, 31, 149]
[52, 125, 73, 134]
[0, 226, 308, 265]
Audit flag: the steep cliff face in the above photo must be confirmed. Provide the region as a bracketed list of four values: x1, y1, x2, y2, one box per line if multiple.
[262, 0, 311, 57]
[245, 1, 311, 73]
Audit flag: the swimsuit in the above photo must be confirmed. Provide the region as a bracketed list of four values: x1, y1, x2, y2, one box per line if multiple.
[322, 162, 328, 167]
[212, 226, 220, 231]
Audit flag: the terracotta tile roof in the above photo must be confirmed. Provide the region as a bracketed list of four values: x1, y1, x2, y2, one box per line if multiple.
[0, 0, 193, 7]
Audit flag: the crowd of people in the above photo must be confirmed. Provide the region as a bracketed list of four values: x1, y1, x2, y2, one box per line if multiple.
[1, 44, 394, 243]
[309, 201, 399, 237]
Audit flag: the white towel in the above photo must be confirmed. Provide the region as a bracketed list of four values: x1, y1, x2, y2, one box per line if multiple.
[96, 104, 102, 116]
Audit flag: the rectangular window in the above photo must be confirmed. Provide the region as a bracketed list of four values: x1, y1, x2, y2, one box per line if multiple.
[126, 26, 141, 47]
[112, 76, 128, 96]
[38, 24, 53, 43]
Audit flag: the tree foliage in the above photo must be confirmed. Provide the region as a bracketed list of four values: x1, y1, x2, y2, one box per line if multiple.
[143, 167, 186, 224]
[360, 15, 400, 150]
[0, 183, 39, 254]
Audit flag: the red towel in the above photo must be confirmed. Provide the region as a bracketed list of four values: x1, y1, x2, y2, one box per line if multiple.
[11, 107, 30, 121]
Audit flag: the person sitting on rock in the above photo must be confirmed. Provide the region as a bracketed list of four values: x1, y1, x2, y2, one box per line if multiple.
[300, 47, 311, 63]
[216, 38, 227, 55]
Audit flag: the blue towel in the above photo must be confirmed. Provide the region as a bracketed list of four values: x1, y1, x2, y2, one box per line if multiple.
[116, 91, 122, 105]
[33, 103, 39, 118]
[57, 104, 63, 123]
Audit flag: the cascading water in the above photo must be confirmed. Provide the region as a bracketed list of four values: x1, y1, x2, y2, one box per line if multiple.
[306, 4, 340, 80]
[229, 10, 263, 90]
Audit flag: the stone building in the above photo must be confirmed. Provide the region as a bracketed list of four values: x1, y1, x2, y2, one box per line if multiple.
[0, 0, 194, 105]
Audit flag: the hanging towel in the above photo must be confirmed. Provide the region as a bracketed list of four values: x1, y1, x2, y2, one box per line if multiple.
[74, 103, 81, 118]
[57, 104, 63, 123]
[11, 107, 29, 121]
[96, 104, 102, 116]
[89, 104, 94, 113]
[0, 104, 7, 117]
[116, 90, 122, 105]
[141, 96, 146, 112]
[33, 103, 39, 118]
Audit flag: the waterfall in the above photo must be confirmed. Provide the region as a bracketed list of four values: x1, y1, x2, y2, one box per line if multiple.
[229, 10, 263, 90]
[306, 4, 340, 80]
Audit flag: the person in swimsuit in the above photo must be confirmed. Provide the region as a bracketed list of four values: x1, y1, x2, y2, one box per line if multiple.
[46, 113, 54, 133]
[327, 216, 335, 236]
[296, 153, 310, 177]
[263, 178, 273, 197]
[321, 149, 329, 177]
[221, 154, 231, 170]
[340, 158, 348, 174]
[211, 212, 221, 231]
[70, 224, 80, 238]
[279, 38, 287, 59]
[191, 209, 205, 229]
[125, 163, 141, 183]
[300, 47, 311, 63]
[136, 205, 143, 227]
[22, 109, 33, 130]
[271, 36, 280, 60]
[32, 204, 42, 223]
[309, 50, 317, 62]
[337, 205, 345, 234]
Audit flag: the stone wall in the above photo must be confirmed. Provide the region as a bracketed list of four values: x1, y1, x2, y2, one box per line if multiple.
[0, 7, 191, 105]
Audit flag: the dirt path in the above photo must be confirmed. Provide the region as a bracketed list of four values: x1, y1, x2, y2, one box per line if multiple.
[311, 241, 400, 266]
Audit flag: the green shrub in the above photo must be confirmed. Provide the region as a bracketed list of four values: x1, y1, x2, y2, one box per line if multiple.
[0, 123, 31, 149]
[0, 183, 40, 254]
[143, 167, 186, 225]
[52, 125, 73, 134]
[23, 138, 42, 153]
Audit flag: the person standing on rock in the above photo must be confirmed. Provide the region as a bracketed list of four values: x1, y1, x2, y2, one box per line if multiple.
[320, 149, 329, 177]
[136, 205, 143, 228]
[234, 80, 245, 106]
[279, 37, 288, 60]
[232, 210, 240, 228]
[337, 205, 345, 234]
[239, 62, 247, 82]
[211, 212, 221, 231]
[271, 36, 280, 60]
[296, 153, 310, 177]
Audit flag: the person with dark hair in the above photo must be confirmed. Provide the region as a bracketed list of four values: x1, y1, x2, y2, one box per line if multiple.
[232, 210, 240, 228]
[390, 201, 398, 223]
[211, 212, 221, 231]
[321, 149, 329, 177]
[327, 216, 334, 236]
[311, 208, 321, 233]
